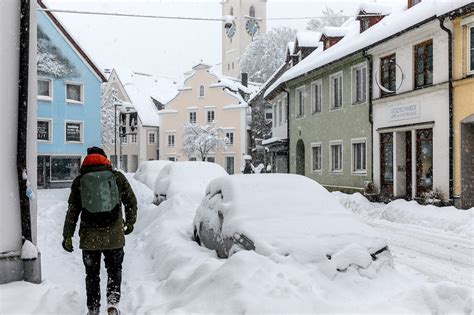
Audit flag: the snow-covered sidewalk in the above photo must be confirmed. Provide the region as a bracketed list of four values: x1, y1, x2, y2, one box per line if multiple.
[1, 176, 472, 314]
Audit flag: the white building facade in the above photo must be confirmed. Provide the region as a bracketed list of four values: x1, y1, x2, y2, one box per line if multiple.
[370, 19, 451, 201]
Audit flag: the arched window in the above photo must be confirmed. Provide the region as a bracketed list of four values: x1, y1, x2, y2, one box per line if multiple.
[230, 6, 234, 16]
[199, 85, 205, 98]
[249, 6, 255, 18]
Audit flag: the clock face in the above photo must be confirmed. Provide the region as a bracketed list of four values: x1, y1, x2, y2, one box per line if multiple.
[246, 19, 259, 37]
[226, 22, 236, 38]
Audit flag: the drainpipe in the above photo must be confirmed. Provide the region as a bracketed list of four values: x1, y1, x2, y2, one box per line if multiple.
[283, 88, 290, 172]
[439, 17, 454, 202]
[364, 51, 374, 183]
[17, 0, 32, 242]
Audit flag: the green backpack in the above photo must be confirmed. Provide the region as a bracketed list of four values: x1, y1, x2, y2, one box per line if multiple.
[80, 171, 120, 213]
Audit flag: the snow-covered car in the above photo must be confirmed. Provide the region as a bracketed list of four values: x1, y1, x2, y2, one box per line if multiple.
[193, 174, 392, 272]
[133, 160, 173, 190]
[153, 161, 228, 205]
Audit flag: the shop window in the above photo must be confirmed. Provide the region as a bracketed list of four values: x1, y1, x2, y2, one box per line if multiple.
[225, 156, 235, 174]
[66, 82, 83, 103]
[311, 144, 322, 172]
[65, 121, 83, 143]
[380, 54, 396, 97]
[414, 40, 433, 88]
[50, 156, 81, 182]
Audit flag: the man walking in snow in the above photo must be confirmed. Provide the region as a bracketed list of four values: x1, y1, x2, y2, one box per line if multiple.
[62, 147, 137, 315]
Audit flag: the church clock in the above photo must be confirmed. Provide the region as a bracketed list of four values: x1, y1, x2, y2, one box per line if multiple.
[245, 19, 259, 37]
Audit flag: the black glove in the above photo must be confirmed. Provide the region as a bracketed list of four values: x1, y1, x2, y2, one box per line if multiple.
[124, 223, 134, 235]
[62, 237, 73, 252]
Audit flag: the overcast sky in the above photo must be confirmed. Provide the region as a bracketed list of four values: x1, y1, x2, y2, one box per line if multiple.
[43, 0, 404, 82]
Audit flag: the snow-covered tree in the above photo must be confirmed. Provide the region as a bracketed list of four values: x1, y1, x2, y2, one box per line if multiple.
[37, 26, 77, 78]
[306, 6, 348, 31]
[182, 123, 229, 161]
[240, 26, 297, 83]
[100, 87, 119, 146]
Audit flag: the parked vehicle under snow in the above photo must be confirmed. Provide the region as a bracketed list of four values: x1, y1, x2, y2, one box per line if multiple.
[153, 161, 228, 205]
[193, 174, 392, 273]
[133, 160, 173, 190]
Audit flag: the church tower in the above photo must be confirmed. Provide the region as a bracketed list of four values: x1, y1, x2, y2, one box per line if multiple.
[222, 0, 267, 78]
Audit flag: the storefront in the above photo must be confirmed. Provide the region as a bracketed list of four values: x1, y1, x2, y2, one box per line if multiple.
[37, 155, 82, 188]
[373, 87, 450, 202]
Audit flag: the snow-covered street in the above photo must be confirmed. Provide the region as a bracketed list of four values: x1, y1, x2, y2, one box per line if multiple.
[1, 175, 473, 314]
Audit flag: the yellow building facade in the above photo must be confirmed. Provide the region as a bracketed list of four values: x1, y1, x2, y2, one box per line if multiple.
[452, 11, 474, 209]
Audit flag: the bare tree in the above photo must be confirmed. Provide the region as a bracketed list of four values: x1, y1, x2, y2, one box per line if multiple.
[182, 123, 229, 161]
[306, 6, 348, 31]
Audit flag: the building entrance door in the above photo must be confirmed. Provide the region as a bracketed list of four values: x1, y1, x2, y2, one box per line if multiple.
[416, 129, 433, 197]
[380, 133, 393, 195]
[295, 140, 305, 176]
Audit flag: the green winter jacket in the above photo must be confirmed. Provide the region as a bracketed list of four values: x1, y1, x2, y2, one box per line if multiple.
[63, 163, 137, 250]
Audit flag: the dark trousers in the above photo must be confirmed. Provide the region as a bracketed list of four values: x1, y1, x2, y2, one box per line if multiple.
[82, 248, 124, 310]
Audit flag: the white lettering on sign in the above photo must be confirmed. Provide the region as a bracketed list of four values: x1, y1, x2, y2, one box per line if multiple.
[390, 104, 419, 121]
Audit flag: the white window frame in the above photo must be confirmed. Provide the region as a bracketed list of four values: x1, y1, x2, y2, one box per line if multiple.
[121, 134, 128, 145]
[278, 99, 283, 125]
[311, 142, 323, 173]
[282, 95, 287, 122]
[199, 85, 205, 98]
[295, 86, 305, 119]
[329, 71, 343, 111]
[168, 134, 175, 147]
[329, 140, 343, 173]
[189, 111, 197, 124]
[351, 138, 367, 175]
[38, 78, 53, 101]
[265, 107, 273, 123]
[225, 131, 234, 145]
[64, 120, 84, 144]
[468, 24, 474, 75]
[65, 81, 84, 104]
[131, 133, 137, 144]
[37, 118, 53, 143]
[206, 110, 215, 123]
[311, 79, 322, 114]
[351, 63, 368, 105]
[148, 131, 157, 145]
[273, 104, 277, 127]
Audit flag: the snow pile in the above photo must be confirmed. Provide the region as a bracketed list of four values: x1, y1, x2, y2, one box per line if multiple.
[133, 160, 172, 190]
[332, 192, 474, 238]
[196, 175, 387, 261]
[21, 240, 39, 260]
[153, 162, 228, 203]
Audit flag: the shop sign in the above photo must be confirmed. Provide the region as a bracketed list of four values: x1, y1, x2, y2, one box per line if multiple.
[389, 104, 419, 121]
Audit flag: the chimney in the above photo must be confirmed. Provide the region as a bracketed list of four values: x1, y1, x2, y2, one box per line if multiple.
[241, 72, 248, 87]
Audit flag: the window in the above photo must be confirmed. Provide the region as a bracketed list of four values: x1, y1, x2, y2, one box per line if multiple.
[278, 100, 283, 125]
[131, 134, 137, 143]
[207, 110, 215, 123]
[189, 157, 197, 161]
[330, 142, 343, 172]
[380, 54, 396, 97]
[38, 79, 52, 100]
[352, 140, 367, 173]
[225, 156, 235, 174]
[37, 119, 51, 142]
[311, 81, 322, 114]
[168, 157, 176, 162]
[148, 132, 157, 144]
[65, 121, 83, 143]
[66, 83, 83, 103]
[265, 107, 273, 122]
[249, 6, 255, 17]
[296, 87, 305, 118]
[199, 85, 205, 98]
[168, 134, 175, 147]
[273, 104, 277, 127]
[330, 73, 343, 110]
[469, 26, 474, 73]
[226, 132, 234, 145]
[122, 135, 128, 145]
[408, 0, 422, 8]
[206, 156, 215, 163]
[232, 62, 235, 69]
[189, 111, 197, 124]
[353, 65, 367, 104]
[311, 144, 322, 172]
[50, 156, 81, 182]
[230, 6, 234, 16]
[282, 95, 287, 122]
[360, 19, 370, 33]
[414, 40, 433, 88]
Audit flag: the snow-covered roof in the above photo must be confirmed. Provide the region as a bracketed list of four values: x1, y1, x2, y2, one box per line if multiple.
[287, 41, 296, 56]
[321, 26, 349, 38]
[357, 2, 392, 16]
[116, 68, 178, 127]
[265, 0, 472, 98]
[296, 31, 322, 48]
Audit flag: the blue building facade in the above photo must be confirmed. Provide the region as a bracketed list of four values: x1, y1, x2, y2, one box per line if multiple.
[36, 5, 106, 188]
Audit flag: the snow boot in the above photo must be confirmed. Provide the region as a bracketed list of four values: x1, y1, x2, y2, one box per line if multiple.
[107, 304, 121, 315]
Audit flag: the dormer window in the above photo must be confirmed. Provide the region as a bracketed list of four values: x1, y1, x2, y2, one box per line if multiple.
[361, 19, 370, 33]
[408, 0, 422, 8]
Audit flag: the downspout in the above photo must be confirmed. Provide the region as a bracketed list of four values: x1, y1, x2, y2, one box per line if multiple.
[439, 17, 454, 202]
[283, 88, 290, 172]
[17, 0, 32, 242]
[364, 51, 374, 183]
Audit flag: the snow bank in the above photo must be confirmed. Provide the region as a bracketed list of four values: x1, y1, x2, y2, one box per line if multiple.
[153, 162, 228, 203]
[133, 160, 172, 190]
[196, 174, 387, 262]
[332, 192, 474, 238]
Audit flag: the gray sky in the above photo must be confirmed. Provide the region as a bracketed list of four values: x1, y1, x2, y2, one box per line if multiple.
[43, 0, 404, 81]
